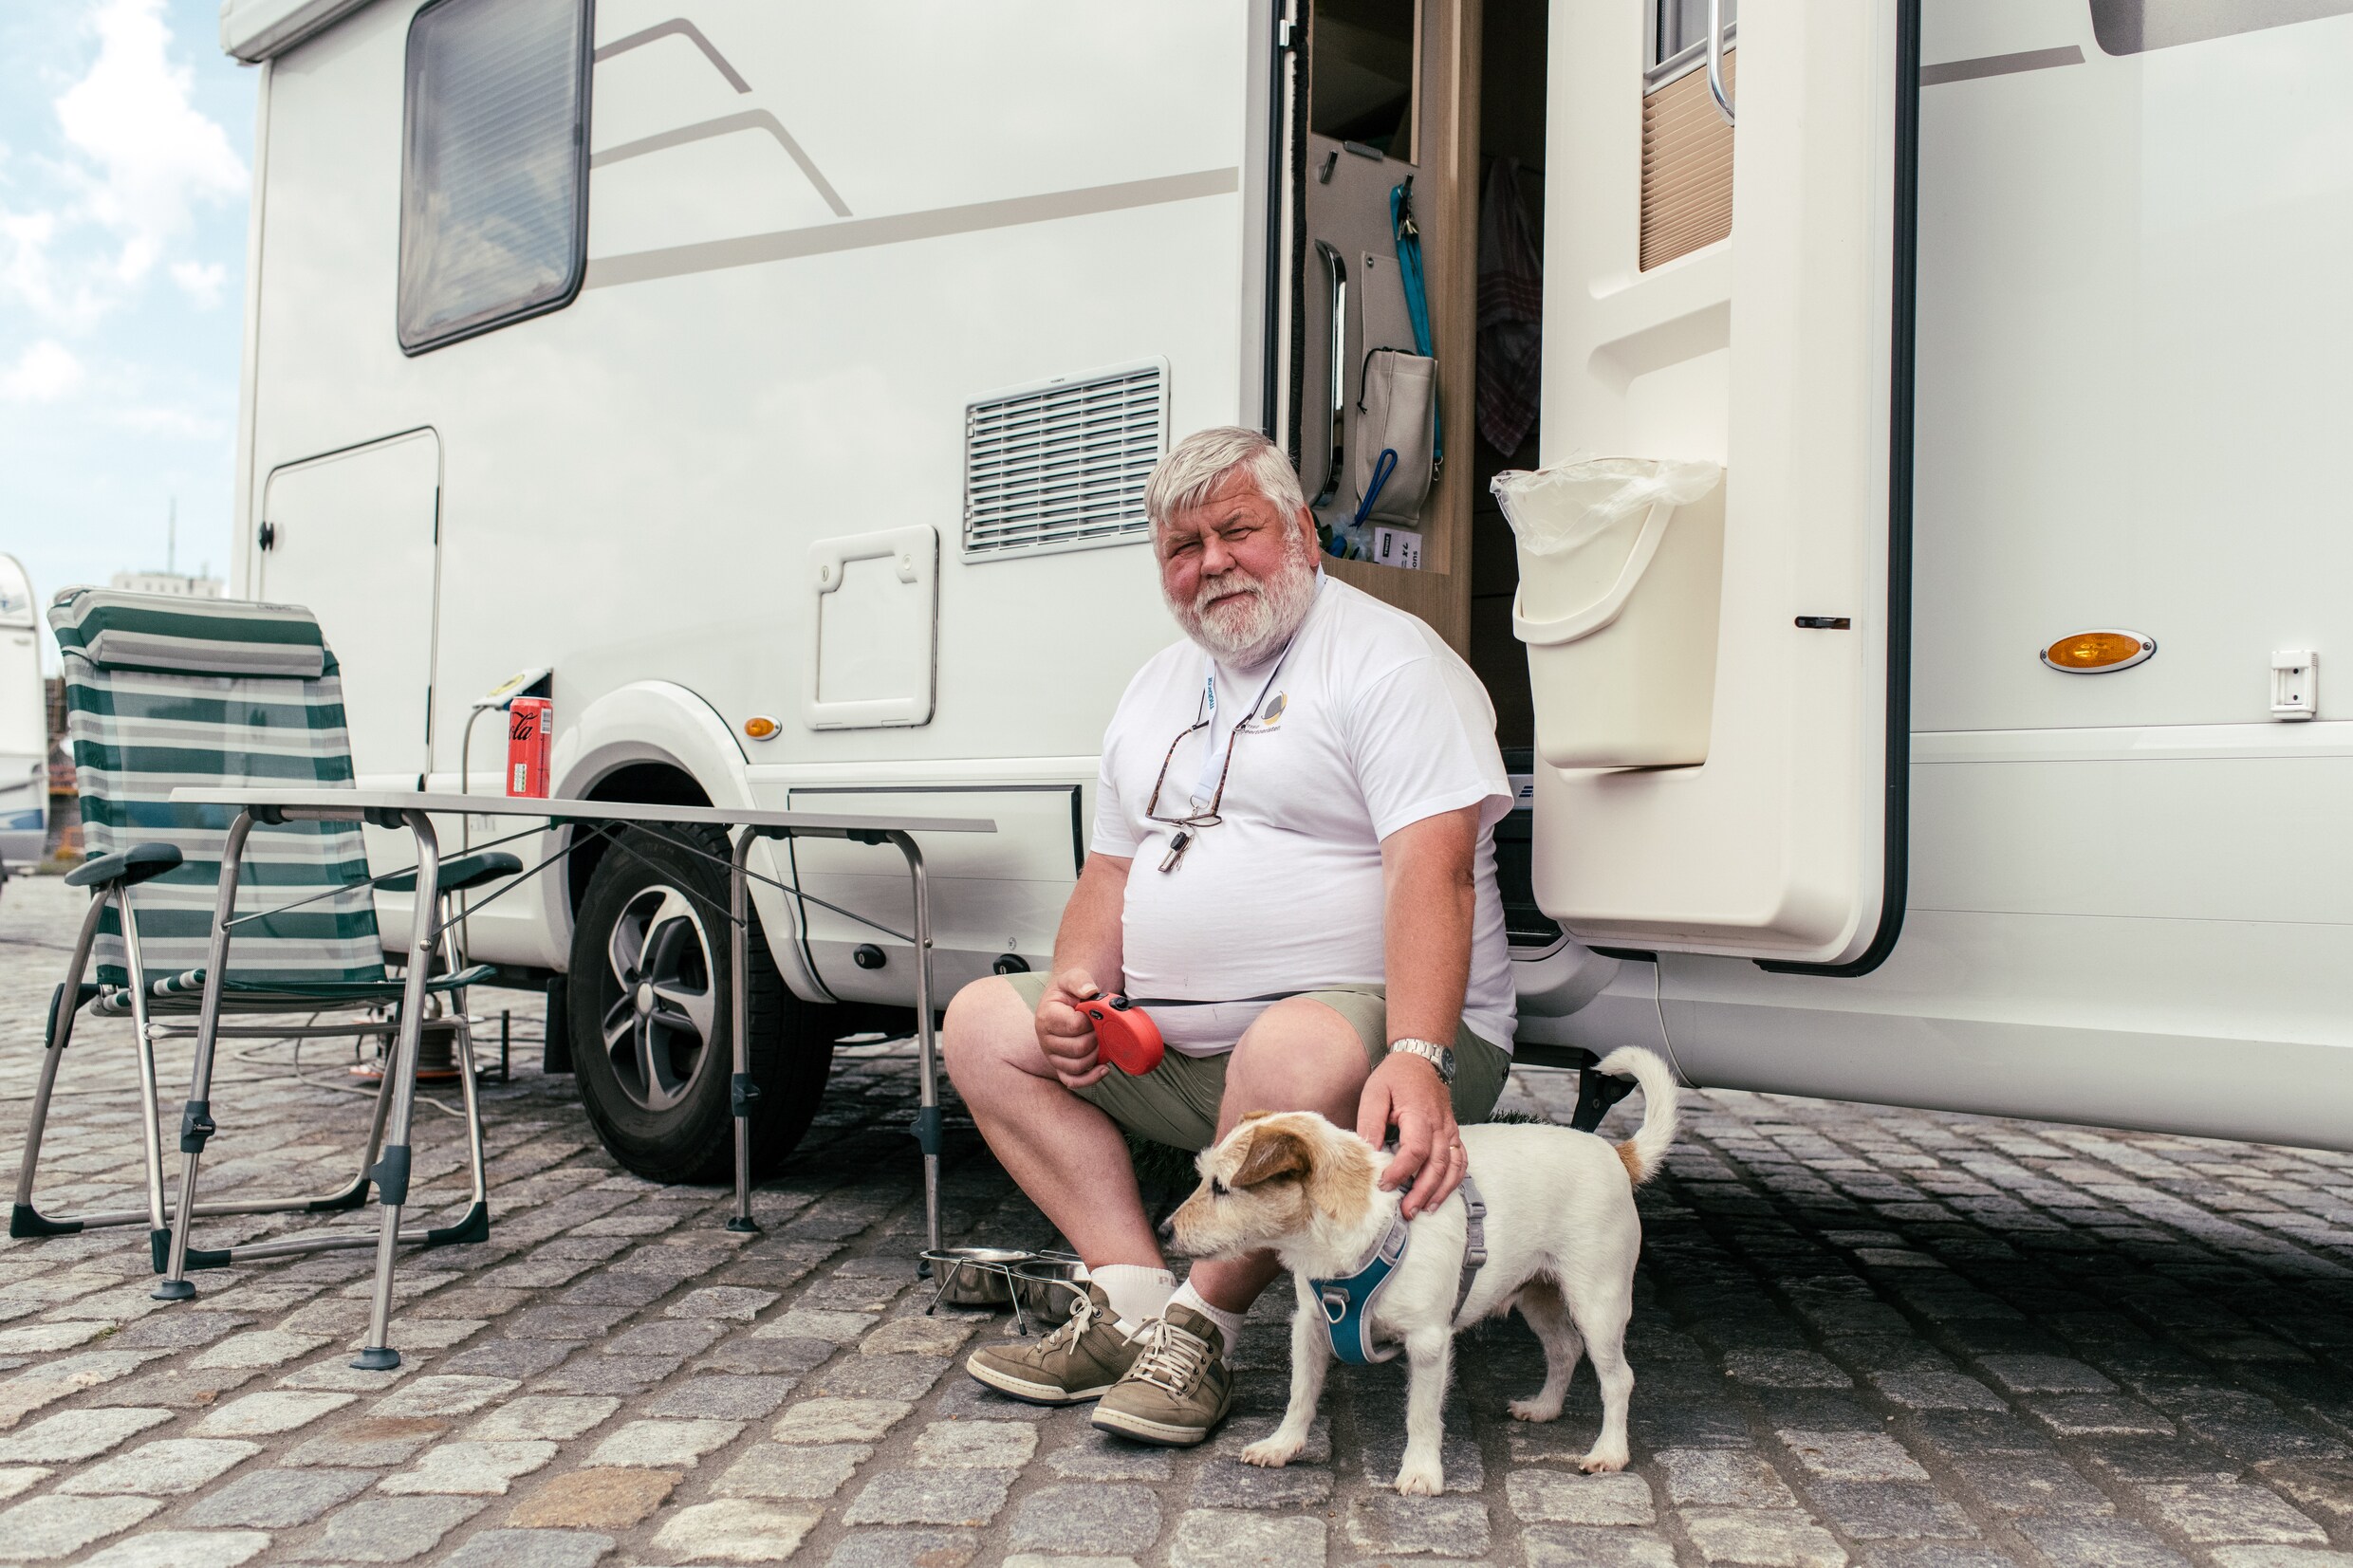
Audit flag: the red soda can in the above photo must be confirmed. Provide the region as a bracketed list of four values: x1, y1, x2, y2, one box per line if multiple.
[507, 697, 552, 799]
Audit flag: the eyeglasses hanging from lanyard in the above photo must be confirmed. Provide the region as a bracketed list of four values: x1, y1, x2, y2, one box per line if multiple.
[1142, 580, 1321, 873]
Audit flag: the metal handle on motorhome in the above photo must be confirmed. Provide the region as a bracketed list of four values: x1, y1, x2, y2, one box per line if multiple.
[1310, 242, 1347, 508]
[1706, 0, 1735, 126]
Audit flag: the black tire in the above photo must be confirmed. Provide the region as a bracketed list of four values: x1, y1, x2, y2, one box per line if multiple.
[567, 825, 833, 1183]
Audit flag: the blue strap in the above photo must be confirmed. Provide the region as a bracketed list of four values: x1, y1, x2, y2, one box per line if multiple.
[1352, 448, 1399, 529]
[1315, 1217, 1408, 1365]
[1389, 180, 1442, 470]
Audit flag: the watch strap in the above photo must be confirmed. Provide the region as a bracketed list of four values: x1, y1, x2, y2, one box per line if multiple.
[1389, 1037, 1456, 1084]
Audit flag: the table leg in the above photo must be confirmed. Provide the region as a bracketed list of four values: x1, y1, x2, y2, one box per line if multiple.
[158, 809, 255, 1301]
[887, 832, 943, 1255]
[353, 810, 441, 1371]
[727, 829, 758, 1233]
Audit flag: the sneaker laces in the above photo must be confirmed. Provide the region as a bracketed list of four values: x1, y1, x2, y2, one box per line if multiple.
[1039, 1290, 1106, 1353]
[1126, 1315, 1214, 1394]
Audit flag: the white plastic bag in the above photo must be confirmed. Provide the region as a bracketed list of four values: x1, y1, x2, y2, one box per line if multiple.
[1489, 455, 1721, 558]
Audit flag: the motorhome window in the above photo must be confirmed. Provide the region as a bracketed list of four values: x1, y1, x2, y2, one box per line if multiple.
[1311, 0, 1418, 158]
[1651, 0, 1734, 83]
[398, 0, 591, 354]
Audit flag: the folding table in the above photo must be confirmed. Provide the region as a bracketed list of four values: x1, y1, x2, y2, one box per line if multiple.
[168, 785, 992, 1368]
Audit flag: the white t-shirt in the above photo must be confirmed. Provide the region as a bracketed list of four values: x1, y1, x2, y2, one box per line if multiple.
[1092, 576, 1517, 1055]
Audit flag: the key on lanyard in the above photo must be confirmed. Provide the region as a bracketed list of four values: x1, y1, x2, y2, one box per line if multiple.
[1158, 829, 1194, 874]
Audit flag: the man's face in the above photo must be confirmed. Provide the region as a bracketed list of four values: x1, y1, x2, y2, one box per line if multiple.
[1158, 468, 1319, 664]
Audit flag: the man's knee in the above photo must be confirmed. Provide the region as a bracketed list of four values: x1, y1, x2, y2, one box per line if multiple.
[941, 975, 1036, 1089]
[1223, 996, 1369, 1107]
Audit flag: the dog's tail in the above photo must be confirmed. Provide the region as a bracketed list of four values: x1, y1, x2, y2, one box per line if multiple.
[1595, 1046, 1680, 1187]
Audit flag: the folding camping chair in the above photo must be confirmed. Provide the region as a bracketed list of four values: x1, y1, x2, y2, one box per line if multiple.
[12, 588, 517, 1304]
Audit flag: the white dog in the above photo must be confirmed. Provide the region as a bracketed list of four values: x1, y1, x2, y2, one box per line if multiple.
[1162, 1046, 1677, 1494]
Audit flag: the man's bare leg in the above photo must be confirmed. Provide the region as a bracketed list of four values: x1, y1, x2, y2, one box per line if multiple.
[941, 976, 1161, 1267]
[1184, 997, 1372, 1315]
[947, 986, 1375, 1313]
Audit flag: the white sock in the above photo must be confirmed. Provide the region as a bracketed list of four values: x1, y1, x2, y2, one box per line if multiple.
[1168, 1280, 1248, 1356]
[1088, 1264, 1176, 1331]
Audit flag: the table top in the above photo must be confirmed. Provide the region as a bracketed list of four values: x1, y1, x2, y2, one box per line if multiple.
[166, 787, 995, 837]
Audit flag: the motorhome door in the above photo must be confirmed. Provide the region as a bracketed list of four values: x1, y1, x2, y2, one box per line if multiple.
[257, 430, 443, 784]
[1524, 0, 1918, 969]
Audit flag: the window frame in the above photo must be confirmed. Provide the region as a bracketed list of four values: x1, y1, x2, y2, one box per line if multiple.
[396, 0, 596, 357]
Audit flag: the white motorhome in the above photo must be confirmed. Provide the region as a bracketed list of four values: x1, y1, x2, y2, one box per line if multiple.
[0, 556, 49, 876]
[216, 0, 2353, 1178]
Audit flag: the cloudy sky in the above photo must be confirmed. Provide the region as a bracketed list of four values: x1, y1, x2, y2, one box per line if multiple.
[0, 0, 255, 668]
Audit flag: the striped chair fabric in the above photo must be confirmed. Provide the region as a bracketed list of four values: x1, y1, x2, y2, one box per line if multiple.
[49, 588, 387, 994]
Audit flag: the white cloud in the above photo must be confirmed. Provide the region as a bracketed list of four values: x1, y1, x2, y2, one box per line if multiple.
[113, 401, 224, 438]
[168, 257, 226, 307]
[0, 0, 248, 326]
[0, 340, 84, 401]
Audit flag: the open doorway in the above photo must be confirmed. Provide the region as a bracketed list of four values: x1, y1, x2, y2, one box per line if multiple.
[1465, 0, 1547, 757]
[1288, 0, 1553, 943]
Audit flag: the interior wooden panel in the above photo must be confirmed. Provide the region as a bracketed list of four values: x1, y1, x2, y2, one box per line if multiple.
[1640, 52, 1735, 270]
[1325, 0, 1480, 654]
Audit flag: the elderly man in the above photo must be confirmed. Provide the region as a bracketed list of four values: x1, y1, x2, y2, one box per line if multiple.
[942, 426, 1516, 1445]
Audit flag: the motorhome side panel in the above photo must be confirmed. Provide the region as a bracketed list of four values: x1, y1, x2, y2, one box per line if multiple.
[1659, 1, 2353, 1150]
[241, 3, 1257, 987]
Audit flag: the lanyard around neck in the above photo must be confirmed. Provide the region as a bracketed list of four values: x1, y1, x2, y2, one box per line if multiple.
[1190, 575, 1322, 810]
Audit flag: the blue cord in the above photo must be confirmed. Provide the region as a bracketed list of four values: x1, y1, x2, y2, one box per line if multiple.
[1353, 448, 1399, 527]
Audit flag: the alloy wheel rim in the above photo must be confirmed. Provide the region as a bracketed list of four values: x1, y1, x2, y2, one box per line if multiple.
[600, 885, 718, 1114]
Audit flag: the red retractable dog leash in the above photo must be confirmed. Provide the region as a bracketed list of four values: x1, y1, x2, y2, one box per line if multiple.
[1071, 991, 1307, 1077]
[1072, 996, 1167, 1076]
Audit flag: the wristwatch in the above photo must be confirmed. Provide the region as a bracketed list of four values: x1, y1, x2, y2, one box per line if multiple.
[1389, 1037, 1457, 1085]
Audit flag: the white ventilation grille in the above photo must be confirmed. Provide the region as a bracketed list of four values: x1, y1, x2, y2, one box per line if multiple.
[963, 360, 1168, 560]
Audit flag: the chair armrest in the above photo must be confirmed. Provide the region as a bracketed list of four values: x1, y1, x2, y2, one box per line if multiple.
[64, 842, 184, 892]
[377, 851, 525, 897]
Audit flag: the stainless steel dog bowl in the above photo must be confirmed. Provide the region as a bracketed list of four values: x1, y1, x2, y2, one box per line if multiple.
[1010, 1253, 1086, 1325]
[920, 1247, 1032, 1309]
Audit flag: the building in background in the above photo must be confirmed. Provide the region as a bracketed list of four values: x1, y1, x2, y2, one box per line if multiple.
[108, 569, 223, 599]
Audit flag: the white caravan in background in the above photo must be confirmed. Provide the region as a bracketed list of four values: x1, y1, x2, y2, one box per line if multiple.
[214, 0, 2353, 1178]
[0, 556, 48, 876]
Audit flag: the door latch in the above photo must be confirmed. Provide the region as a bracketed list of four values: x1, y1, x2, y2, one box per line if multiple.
[258, 521, 277, 551]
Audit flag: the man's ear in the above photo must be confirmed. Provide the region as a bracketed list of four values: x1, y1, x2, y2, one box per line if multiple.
[1232, 1125, 1311, 1188]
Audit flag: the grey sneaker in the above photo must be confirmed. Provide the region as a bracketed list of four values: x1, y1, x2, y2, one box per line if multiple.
[965, 1282, 1141, 1405]
[1089, 1304, 1232, 1446]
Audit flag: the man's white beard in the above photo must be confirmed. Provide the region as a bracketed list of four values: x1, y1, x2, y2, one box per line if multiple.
[1168, 530, 1318, 668]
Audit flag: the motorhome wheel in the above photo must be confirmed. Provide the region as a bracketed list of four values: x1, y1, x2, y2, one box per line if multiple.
[566, 825, 833, 1183]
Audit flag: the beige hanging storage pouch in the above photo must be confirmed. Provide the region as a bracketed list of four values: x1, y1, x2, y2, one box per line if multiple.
[1491, 456, 1725, 769]
[1352, 349, 1437, 525]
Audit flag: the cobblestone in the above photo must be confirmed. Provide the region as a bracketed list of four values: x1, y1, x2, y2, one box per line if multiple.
[2, 876, 2353, 1563]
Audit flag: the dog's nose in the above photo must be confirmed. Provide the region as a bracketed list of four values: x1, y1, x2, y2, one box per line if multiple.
[1155, 1216, 1176, 1244]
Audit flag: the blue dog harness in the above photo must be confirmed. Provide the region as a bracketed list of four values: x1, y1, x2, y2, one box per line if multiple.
[1310, 1172, 1488, 1365]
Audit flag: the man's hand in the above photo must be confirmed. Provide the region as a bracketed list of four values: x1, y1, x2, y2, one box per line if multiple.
[1356, 1050, 1463, 1219]
[1035, 968, 1111, 1090]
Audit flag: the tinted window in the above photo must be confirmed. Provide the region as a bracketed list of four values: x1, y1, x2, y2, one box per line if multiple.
[398, 0, 591, 353]
[1656, 0, 1735, 68]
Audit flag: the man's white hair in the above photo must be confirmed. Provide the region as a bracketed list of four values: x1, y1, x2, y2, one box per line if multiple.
[1144, 427, 1307, 537]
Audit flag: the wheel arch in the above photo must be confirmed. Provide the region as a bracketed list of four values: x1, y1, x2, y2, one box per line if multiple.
[550, 680, 825, 1002]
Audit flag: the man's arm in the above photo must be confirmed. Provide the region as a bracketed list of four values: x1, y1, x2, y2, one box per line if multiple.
[1356, 803, 1479, 1217]
[1034, 850, 1132, 1089]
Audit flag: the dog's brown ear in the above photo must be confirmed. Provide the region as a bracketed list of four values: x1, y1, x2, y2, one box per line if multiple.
[1239, 1109, 1273, 1123]
[1232, 1126, 1310, 1188]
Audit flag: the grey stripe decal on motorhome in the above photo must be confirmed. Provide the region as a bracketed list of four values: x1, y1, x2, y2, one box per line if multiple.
[593, 19, 750, 92]
[2090, 0, 2353, 55]
[584, 166, 1242, 290]
[1919, 45, 2085, 85]
[592, 111, 851, 217]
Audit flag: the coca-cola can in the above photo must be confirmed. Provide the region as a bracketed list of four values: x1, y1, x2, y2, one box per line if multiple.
[507, 697, 552, 799]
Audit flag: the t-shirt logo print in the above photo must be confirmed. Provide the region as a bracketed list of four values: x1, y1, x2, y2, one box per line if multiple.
[1258, 692, 1288, 729]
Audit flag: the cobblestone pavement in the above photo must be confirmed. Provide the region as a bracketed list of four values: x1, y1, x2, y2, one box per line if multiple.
[2, 876, 2352, 1566]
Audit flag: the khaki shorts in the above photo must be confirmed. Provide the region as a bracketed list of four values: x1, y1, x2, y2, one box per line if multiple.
[1001, 973, 1512, 1153]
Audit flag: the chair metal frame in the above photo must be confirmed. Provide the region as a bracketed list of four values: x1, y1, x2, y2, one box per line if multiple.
[10, 808, 492, 1347]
